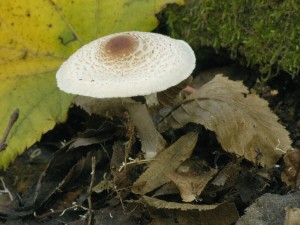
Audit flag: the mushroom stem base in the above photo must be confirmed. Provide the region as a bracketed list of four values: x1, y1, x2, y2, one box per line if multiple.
[125, 102, 165, 159]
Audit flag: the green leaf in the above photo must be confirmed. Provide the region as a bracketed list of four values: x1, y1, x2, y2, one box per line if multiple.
[0, 0, 184, 169]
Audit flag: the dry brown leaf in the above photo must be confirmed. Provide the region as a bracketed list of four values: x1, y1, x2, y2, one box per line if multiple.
[211, 161, 241, 187]
[152, 182, 180, 197]
[142, 196, 239, 225]
[93, 204, 146, 225]
[157, 76, 193, 107]
[159, 74, 292, 167]
[281, 148, 300, 188]
[142, 195, 228, 210]
[34, 149, 103, 208]
[284, 207, 300, 225]
[132, 132, 198, 195]
[168, 169, 217, 202]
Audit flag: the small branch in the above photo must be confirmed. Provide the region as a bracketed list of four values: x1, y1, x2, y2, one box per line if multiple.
[118, 158, 155, 172]
[0, 108, 19, 151]
[34, 203, 89, 220]
[87, 157, 96, 225]
[0, 177, 13, 201]
[122, 111, 136, 171]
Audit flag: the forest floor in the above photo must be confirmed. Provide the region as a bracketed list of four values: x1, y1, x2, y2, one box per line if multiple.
[0, 65, 299, 225]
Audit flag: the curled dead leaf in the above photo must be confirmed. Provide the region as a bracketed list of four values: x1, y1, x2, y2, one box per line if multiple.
[168, 169, 217, 202]
[157, 76, 193, 107]
[132, 132, 198, 195]
[141, 196, 239, 225]
[284, 207, 300, 225]
[211, 161, 241, 187]
[281, 148, 300, 188]
[159, 75, 292, 167]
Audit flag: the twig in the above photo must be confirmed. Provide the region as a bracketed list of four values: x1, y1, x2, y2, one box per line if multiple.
[87, 157, 96, 225]
[275, 138, 287, 153]
[0, 177, 13, 201]
[0, 108, 19, 151]
[34, 203, 89, 220]
[118, 158, 155, 172]
[123, 111, 136, 171]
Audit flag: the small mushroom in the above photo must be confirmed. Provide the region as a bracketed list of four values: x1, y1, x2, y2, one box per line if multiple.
[56, 31, 196, 158]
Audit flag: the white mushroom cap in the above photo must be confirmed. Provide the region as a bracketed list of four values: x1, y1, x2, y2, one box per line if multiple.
[56, 31, 195, 98]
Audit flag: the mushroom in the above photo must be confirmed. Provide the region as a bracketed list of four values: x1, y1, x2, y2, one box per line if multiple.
[56, 31, 196, 158]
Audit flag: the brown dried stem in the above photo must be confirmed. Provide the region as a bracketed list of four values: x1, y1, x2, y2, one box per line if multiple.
[0, 108, 19, 151]
[87, 156, 96, 225]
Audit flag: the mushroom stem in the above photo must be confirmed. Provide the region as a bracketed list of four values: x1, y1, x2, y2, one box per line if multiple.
[125, 102, 165, 159]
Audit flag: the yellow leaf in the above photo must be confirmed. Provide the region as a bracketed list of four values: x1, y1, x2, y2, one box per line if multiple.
[0, 0, 184, 169]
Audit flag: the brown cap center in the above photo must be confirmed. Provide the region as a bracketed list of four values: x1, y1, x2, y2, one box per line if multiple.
[103, 34, 138, 59]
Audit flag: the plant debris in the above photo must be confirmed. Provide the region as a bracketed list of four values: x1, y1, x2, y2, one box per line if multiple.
[0, 70, 298, 224]
[140, 196, 239, 225]
[282, 148, 300, 188]
[132, 132, 198, 195]
[159, 74, 292, 167]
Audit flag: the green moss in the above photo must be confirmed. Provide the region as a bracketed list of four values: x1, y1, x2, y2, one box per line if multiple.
[164, 0, 300, 79]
